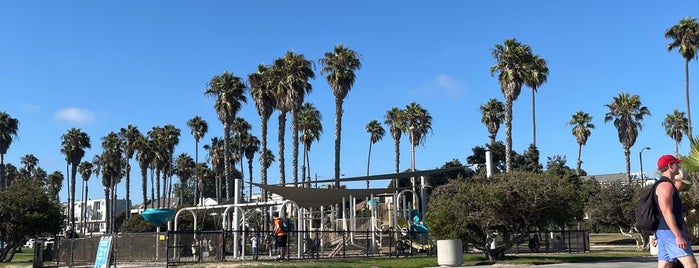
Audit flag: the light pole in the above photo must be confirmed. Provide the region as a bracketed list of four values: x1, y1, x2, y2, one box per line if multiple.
[639, 146, 651, 183]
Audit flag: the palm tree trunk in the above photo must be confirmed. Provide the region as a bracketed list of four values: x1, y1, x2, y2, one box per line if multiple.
[156, 170, 161, 208]
[576, 144, 582, 176]
[505, 98, 513, 173]
[366, 142, 372, 189]
[292, 110, 299, 187]
[393, 138, 400, 188]
[685, 60, 692, 137]
[224, 124, 232, 200]
[334, 99, 343, 188]
[278, 112, 287, 185]
[260, 120, 268, 201]
[70, 163, 78, 231]
[531, 89, 537, 146]
[104, 187, 111, 233]
[624, 146, 632, 183]
[248, 158, 253, 201]
[125, 164, 131, 219]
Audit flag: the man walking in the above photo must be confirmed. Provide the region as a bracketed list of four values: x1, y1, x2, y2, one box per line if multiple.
[655, 155, 697, 268]
[272, 212, 289, 261]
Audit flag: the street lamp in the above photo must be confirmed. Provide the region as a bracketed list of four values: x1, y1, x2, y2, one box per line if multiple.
[639, 146, 651, 183]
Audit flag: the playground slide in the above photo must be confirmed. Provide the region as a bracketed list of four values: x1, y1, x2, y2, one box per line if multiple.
[396, 219, 432, 250]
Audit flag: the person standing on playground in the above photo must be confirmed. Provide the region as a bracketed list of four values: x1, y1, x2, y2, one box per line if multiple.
[250, 232, 259, 261]
[272, 212, 289, 261]
[655, 155, 698, 268]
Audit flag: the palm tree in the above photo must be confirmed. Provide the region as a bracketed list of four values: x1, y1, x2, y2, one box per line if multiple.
[404, 102, 433, 193]
[204, 137, 225, 203]
[47, 171, 63, 202]
[319, 45, 362, 188]
[298, 102, 323, 188]
[78, 161, 93, 234]
[567, 111, 595, 176]
[119, 124, 140, 219]
[160, 124, 181, 204]
[384, 107, 404, 188]
[100, 132, 123, 234]
[174, 153, 195, 206]
[233, 117, 251, 200]
[243, 133, 260, 200]
[663, 109, 689, 155]
[61, 128, 91, 232]
[20, 154, 39, 177]
[604, 92, 651, 183]
[273, 51, 315, 187]
[134, 134, 152, 209]
[365, 120, 385, 189]
[249, 64, 277, 201]
[524, 56, 549, 146]
[480, 98, 505, 146]
[665, 17, 699, 137]
[187, 116, 208, 206]
[0, 111, 19, 191]
[205, 71, 247, 200]
[490, 38, 542, 172]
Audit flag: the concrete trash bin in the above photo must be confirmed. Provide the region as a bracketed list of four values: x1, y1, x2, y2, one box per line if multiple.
[437, 239, 463, 267]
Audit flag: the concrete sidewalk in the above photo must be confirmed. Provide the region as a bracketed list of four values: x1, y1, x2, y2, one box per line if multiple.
[455, 256, 659, 268]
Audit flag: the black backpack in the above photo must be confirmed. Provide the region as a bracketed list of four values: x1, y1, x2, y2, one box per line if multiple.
[635, 179, 666, 233]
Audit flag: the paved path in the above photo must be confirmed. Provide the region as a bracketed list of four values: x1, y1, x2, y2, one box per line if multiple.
[454, 257, 659, 268]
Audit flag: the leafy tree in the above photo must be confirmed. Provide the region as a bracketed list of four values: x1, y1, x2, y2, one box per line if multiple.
[665, 17, 699, 137]
[426, 171, 579, 260]
[0, 178, 63, 262]
[663, 109, 689, 155]
[585, 182, 644, 248]
[0, 112, 19, 192]
[512, 144, 542, 173]
[365, 119, 385, 188]
[320, 45, 361, 188]
[567, 111, 594, 176]
[604, 92, 650, 183]
[466, 142, 508, 175]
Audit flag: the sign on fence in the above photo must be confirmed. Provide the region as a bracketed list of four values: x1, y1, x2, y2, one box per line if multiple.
[94, 236, 113, 268]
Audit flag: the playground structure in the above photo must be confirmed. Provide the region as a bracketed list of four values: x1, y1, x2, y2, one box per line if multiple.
[154, 167, 466, 261]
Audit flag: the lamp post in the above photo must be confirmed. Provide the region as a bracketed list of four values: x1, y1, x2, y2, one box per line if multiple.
[639, 146, 651, 183]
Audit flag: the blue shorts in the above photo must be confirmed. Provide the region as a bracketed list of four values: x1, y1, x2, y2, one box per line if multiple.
[656, 230, 693, 262]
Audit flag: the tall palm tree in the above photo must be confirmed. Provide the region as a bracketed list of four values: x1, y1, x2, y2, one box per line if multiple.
[403, 102, 433, 193]
[273, 51, 315, 187]
[480, 98, 505, 146]
[243, 133, 260, 200]
[78, 161, 93, 234]
[160, 124, 181, 204]
[100, 132, 123, 234]
[204, 137, 225, 203]
[0, 111, 19, 191]
[249, 64, 277, 201]
[567, 111, 595, 176]
[174, 153, 195, 206]
[232, 117, 251, 200]
[205, 71, 247, 200]
[524, 55, 549, 146]
[187, 116, 208, 206]
[134, 134, 152, 209]
[365, 120, 385, 189]
[663, 109, 689, 155]
[490, 38, 542, 172]
[61, 128, 91, 232]
[119, 124, 140, 219]
[20, 154, 39, 177]
[319, 45, 362, 188]
[298, 102, 323, 188]
[384, 107, 404, 188]
[604, 92, 651, 183]
[665, 17, 699, 137]
[47, 171, 63, 203]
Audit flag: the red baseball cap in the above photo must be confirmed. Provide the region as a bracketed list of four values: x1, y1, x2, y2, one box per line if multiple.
[657, 154, 682, 169]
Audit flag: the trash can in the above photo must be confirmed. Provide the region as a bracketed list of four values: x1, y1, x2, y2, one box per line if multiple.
[33, 239, 45, 268]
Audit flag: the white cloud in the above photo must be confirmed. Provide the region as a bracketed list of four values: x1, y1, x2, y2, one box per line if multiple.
[432, 74, 466, 97]
[54, 107, 95, 125]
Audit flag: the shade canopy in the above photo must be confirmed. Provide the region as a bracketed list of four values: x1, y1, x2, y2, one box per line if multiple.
[254, 183, 399, 208]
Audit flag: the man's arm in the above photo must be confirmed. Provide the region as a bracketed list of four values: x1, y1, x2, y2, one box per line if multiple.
[656, 182, 689, 248]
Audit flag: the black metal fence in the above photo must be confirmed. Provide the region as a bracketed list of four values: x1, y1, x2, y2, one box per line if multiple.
[45, 229, 588, 267]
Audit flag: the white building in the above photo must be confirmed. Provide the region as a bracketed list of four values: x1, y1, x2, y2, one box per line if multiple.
[67, 199, 130, 235]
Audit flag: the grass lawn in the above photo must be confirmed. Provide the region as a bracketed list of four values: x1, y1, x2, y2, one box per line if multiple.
[0, 234, 653, 267]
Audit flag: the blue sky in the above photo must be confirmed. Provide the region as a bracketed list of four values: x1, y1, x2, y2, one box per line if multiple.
[2, 1, 699, 205]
